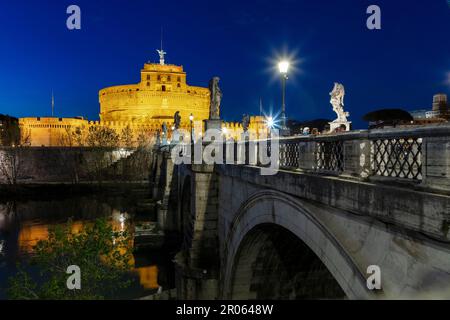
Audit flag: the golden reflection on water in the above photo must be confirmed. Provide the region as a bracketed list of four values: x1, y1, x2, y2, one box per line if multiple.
[16, 215, 159, 290]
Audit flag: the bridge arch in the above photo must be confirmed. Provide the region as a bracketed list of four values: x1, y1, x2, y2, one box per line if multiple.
[222, 190, 371, 300]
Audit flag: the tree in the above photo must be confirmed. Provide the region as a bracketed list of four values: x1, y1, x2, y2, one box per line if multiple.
[120, 125, 134, 148]
[72, 125, 88, 146]
[58, 127, 75, 147]
[363, 109, 413, 129]
[0, 147, 23, 184]
[7, 218, 133, 300]
[19, 127, 31, 147]
[136, 127, 154, 149]
[86, 126, 119, 148]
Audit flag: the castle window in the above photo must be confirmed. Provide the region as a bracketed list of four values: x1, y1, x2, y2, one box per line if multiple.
[162, 85, 166, 92]
[157, 75, 161, 81]
[146, 75, 150, 81]
[177, 76, 181, 82]
[177, 83, 181, 88]
[147, 82, 150, 87]
[167, 75, 171, 81]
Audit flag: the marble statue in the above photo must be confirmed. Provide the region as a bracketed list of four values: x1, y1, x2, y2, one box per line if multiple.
[329, 82, 351, 132]
[209, 77, 222, 120]
[173, 111, 181, 130]
[242, 114, 250, 132]
[330, 82, 349, 123]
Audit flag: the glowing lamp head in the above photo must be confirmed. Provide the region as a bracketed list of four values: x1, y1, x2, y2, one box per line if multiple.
[266, 116, 274, 129]
[278, 61, 289, 74]
[222, 127, 228, 134]
[189, 114, 194, 121]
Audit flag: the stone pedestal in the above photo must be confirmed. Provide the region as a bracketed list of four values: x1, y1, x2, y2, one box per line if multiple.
[204, 119, 222, 131]
[329, 121, 351, 133]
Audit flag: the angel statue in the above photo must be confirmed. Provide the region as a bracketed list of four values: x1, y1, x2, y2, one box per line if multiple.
[242, 114, 250, 132]
[209, 77, 222, 120]
[173, 111, 181, 130]
[329, 82, 349, 123]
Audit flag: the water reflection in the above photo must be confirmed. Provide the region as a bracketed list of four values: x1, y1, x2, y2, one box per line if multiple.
[0, 195, 172, 299]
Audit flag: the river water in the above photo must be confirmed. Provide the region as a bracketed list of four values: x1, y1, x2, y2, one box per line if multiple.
[0, 189, 176, 299]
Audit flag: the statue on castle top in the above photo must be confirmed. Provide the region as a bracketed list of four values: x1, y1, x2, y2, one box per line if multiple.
[173, 111, 181, 130]
[209, 77, 222, 120]
[330, 82, 349, 123]
[157, 49, 166, 65]
[242, 114, 250, 132]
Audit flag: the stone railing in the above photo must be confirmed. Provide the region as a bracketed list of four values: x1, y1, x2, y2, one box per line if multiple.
[236, 125, 450, 191]
[158, 124, 450, 192]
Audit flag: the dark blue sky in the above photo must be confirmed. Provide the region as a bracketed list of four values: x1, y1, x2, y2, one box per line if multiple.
[0, 0, 449, 128]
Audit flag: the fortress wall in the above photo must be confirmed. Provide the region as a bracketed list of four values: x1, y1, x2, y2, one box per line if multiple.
[0, 147, 139, 183]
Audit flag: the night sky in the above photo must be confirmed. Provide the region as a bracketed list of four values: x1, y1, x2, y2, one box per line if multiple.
[0, 0, 449, 129]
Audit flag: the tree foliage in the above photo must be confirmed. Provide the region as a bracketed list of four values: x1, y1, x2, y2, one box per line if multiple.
[120, 125, 134, 148]
[8, 218, 134, 300]
[363, 109, 413, 122]
[86, 126, 119, 148]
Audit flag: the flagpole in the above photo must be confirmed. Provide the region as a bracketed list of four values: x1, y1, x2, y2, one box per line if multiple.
[51, 91, 54, 117]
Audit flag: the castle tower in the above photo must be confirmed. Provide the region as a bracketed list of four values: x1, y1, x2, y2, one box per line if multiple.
[99, 50, 210, 133]
[432, 93, 448, 115]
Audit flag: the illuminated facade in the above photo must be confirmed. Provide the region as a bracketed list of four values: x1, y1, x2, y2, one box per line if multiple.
[221, 116, 269, 141]
[19, 117, 89, 147]
[19, 51, 211, 146]
[99, 60, 210, 134]
[18, 52, 269, 147]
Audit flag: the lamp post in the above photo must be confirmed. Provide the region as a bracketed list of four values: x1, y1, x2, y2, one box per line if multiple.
[189, 113, 194, 143]
[278, 60, 289, 135]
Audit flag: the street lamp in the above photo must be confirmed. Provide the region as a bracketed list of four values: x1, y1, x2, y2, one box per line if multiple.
[266, 116, 274, 139]
[189, 113, 194, 143]
[278, 60, 289, 134]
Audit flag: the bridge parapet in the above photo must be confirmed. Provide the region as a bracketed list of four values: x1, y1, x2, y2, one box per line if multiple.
[216, 124, 450, 192]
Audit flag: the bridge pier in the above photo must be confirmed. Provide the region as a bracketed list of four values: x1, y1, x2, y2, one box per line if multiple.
[174, 162, 220, 299]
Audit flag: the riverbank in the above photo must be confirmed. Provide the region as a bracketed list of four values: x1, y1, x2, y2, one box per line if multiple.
[0, 183, 178, 300]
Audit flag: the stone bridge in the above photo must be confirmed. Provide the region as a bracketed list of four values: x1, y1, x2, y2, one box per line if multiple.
[150, 124, 450, 300]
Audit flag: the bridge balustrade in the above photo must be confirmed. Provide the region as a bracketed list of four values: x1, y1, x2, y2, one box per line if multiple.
[160, 124, 450, 190]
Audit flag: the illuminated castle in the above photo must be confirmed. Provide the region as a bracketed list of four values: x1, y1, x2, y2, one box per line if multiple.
[19, 50, 211, 146]
[18, 50, 268, 147]
[99, 49, 210, 133]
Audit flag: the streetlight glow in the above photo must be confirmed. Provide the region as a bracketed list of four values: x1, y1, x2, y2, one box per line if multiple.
[278, 61, 289, 74]
[266, 116, 274, 129]
[189, 114, 194, 121]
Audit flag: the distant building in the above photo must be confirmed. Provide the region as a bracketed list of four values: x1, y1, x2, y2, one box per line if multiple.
[411, 94, 449, 124]
[19, 117, 88, 147]
[222, 116, 268, 140]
